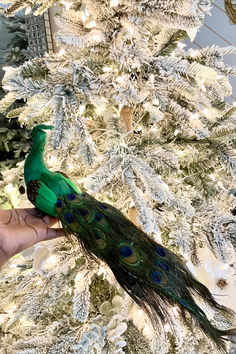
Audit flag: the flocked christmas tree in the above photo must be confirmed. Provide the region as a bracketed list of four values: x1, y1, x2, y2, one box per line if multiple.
[0, 0, 236, 353]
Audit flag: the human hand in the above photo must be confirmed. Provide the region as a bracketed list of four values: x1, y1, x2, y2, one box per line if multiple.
[0, 208, 65, 268]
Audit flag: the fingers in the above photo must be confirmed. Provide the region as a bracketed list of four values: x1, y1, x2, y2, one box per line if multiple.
[45, 228, 66, 240]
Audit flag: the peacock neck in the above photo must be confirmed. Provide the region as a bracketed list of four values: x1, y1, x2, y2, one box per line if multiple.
[24, 133, 49, 185]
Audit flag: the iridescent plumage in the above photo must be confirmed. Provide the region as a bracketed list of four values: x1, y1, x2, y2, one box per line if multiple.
[24, 125, 236, 353]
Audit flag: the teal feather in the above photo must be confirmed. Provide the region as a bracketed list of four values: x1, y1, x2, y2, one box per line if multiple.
[24, 125, 236, 353]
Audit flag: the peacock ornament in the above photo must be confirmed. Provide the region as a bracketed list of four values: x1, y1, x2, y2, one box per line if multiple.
[24, 124, 236, 352]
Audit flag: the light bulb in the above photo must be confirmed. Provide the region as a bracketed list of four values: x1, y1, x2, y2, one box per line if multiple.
[190, 112, 199, 119]
[79, 104, 86, 115]
[110, 0, 119, 6]
[152, 98, 159, 106]
[143, 325, 151, 336]
[86, 20, 97, 28]
[189, 49, 198, 57]
[103, 67, 112, 72]
[116, 76, 125, 84]
[209, 174, 216, 181]
[203, 108, 210, 117]
[2, 66, 12, 72]
[58, 48, 66, 56]
[177, 42, 186, 49]
[25, 6, 32, 15]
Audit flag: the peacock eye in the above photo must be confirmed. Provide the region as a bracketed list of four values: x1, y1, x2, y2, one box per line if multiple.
[65, 212, 75, 224]
[67, 193, 77, 201]
[94, 228, 106, 249]
[155, 246, 166, 257]
[94, 213, 102, 222]
[101, 204, 108, 209]
[118, 244, 140, 266]
[56, 199, 63, 208]
[77, 208, 89, 216]
[151, 270, 163, 284]
[120, 246, 133, 258]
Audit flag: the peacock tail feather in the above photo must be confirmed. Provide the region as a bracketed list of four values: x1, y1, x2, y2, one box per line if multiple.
[24, 125, 236, 353]
[55, 191, 235, 353]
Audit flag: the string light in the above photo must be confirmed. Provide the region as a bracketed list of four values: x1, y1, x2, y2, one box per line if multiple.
[116, 76, 125, 84]
[25, 6, 32, 15]
[68, 287, 72, 295]
[190, 112, 199, 119]
[203, 108, 210, 117]
[189, 49, 198, 57]
[96, 106, 105, 115]
[79, 103, 86, 115]
[149, 74, 155, 83]
[5, 183, 19, 207]
[44, 255, 57, 269]
[86, 20, 97, 28]
[152, 98, 159, 106]
[110, 0, 119, 6]
[7, 303, 17, 314]
[217, 181, 225, 190]
[177, 42, 186, 49]
[200, 78, 206, 91]
[164, 323, 170, 331]
[219, 264, 229, 270]
[61, 0, 73, 10]
[93, 33, 103, 42]
[138, 309, 143, 315]
[209, 174, 216, 181]
[178, 150, 185, 157]
[68, 165, 75, 172]
[75, 272, 84, 281]
[143, 325, 151, 336]
[48, 155, 57, 165]
[36, 279, 43, 285]
[103, 66, 112, 72]
[2, 66, 11, 72]
[2, 85, 12, 91]
[58, 48, 66, 56]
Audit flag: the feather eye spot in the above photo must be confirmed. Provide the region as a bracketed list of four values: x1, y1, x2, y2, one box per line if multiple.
[155, 246, 166, 257]
[94, 229, 106, 249]
[151, 270, 163, 284]
[65, 212, 75, 224]
[78, 208, 89, 216]
[120, 246, 133, 258]
[67, 193, 77, 201]
[101, 204, 108, 210]
[118, 244, 140, 266]
[55, 199, 63, 208]
[94, 213, 102, 222]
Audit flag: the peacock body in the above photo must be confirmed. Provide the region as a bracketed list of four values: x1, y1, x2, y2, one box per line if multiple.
[24, 125, 235, 353]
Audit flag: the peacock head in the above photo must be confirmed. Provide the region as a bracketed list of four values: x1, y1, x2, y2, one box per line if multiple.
[32, 124, 54, 143]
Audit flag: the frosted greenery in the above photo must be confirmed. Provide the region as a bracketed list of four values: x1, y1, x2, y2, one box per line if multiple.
[0, 0, 236, 353]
